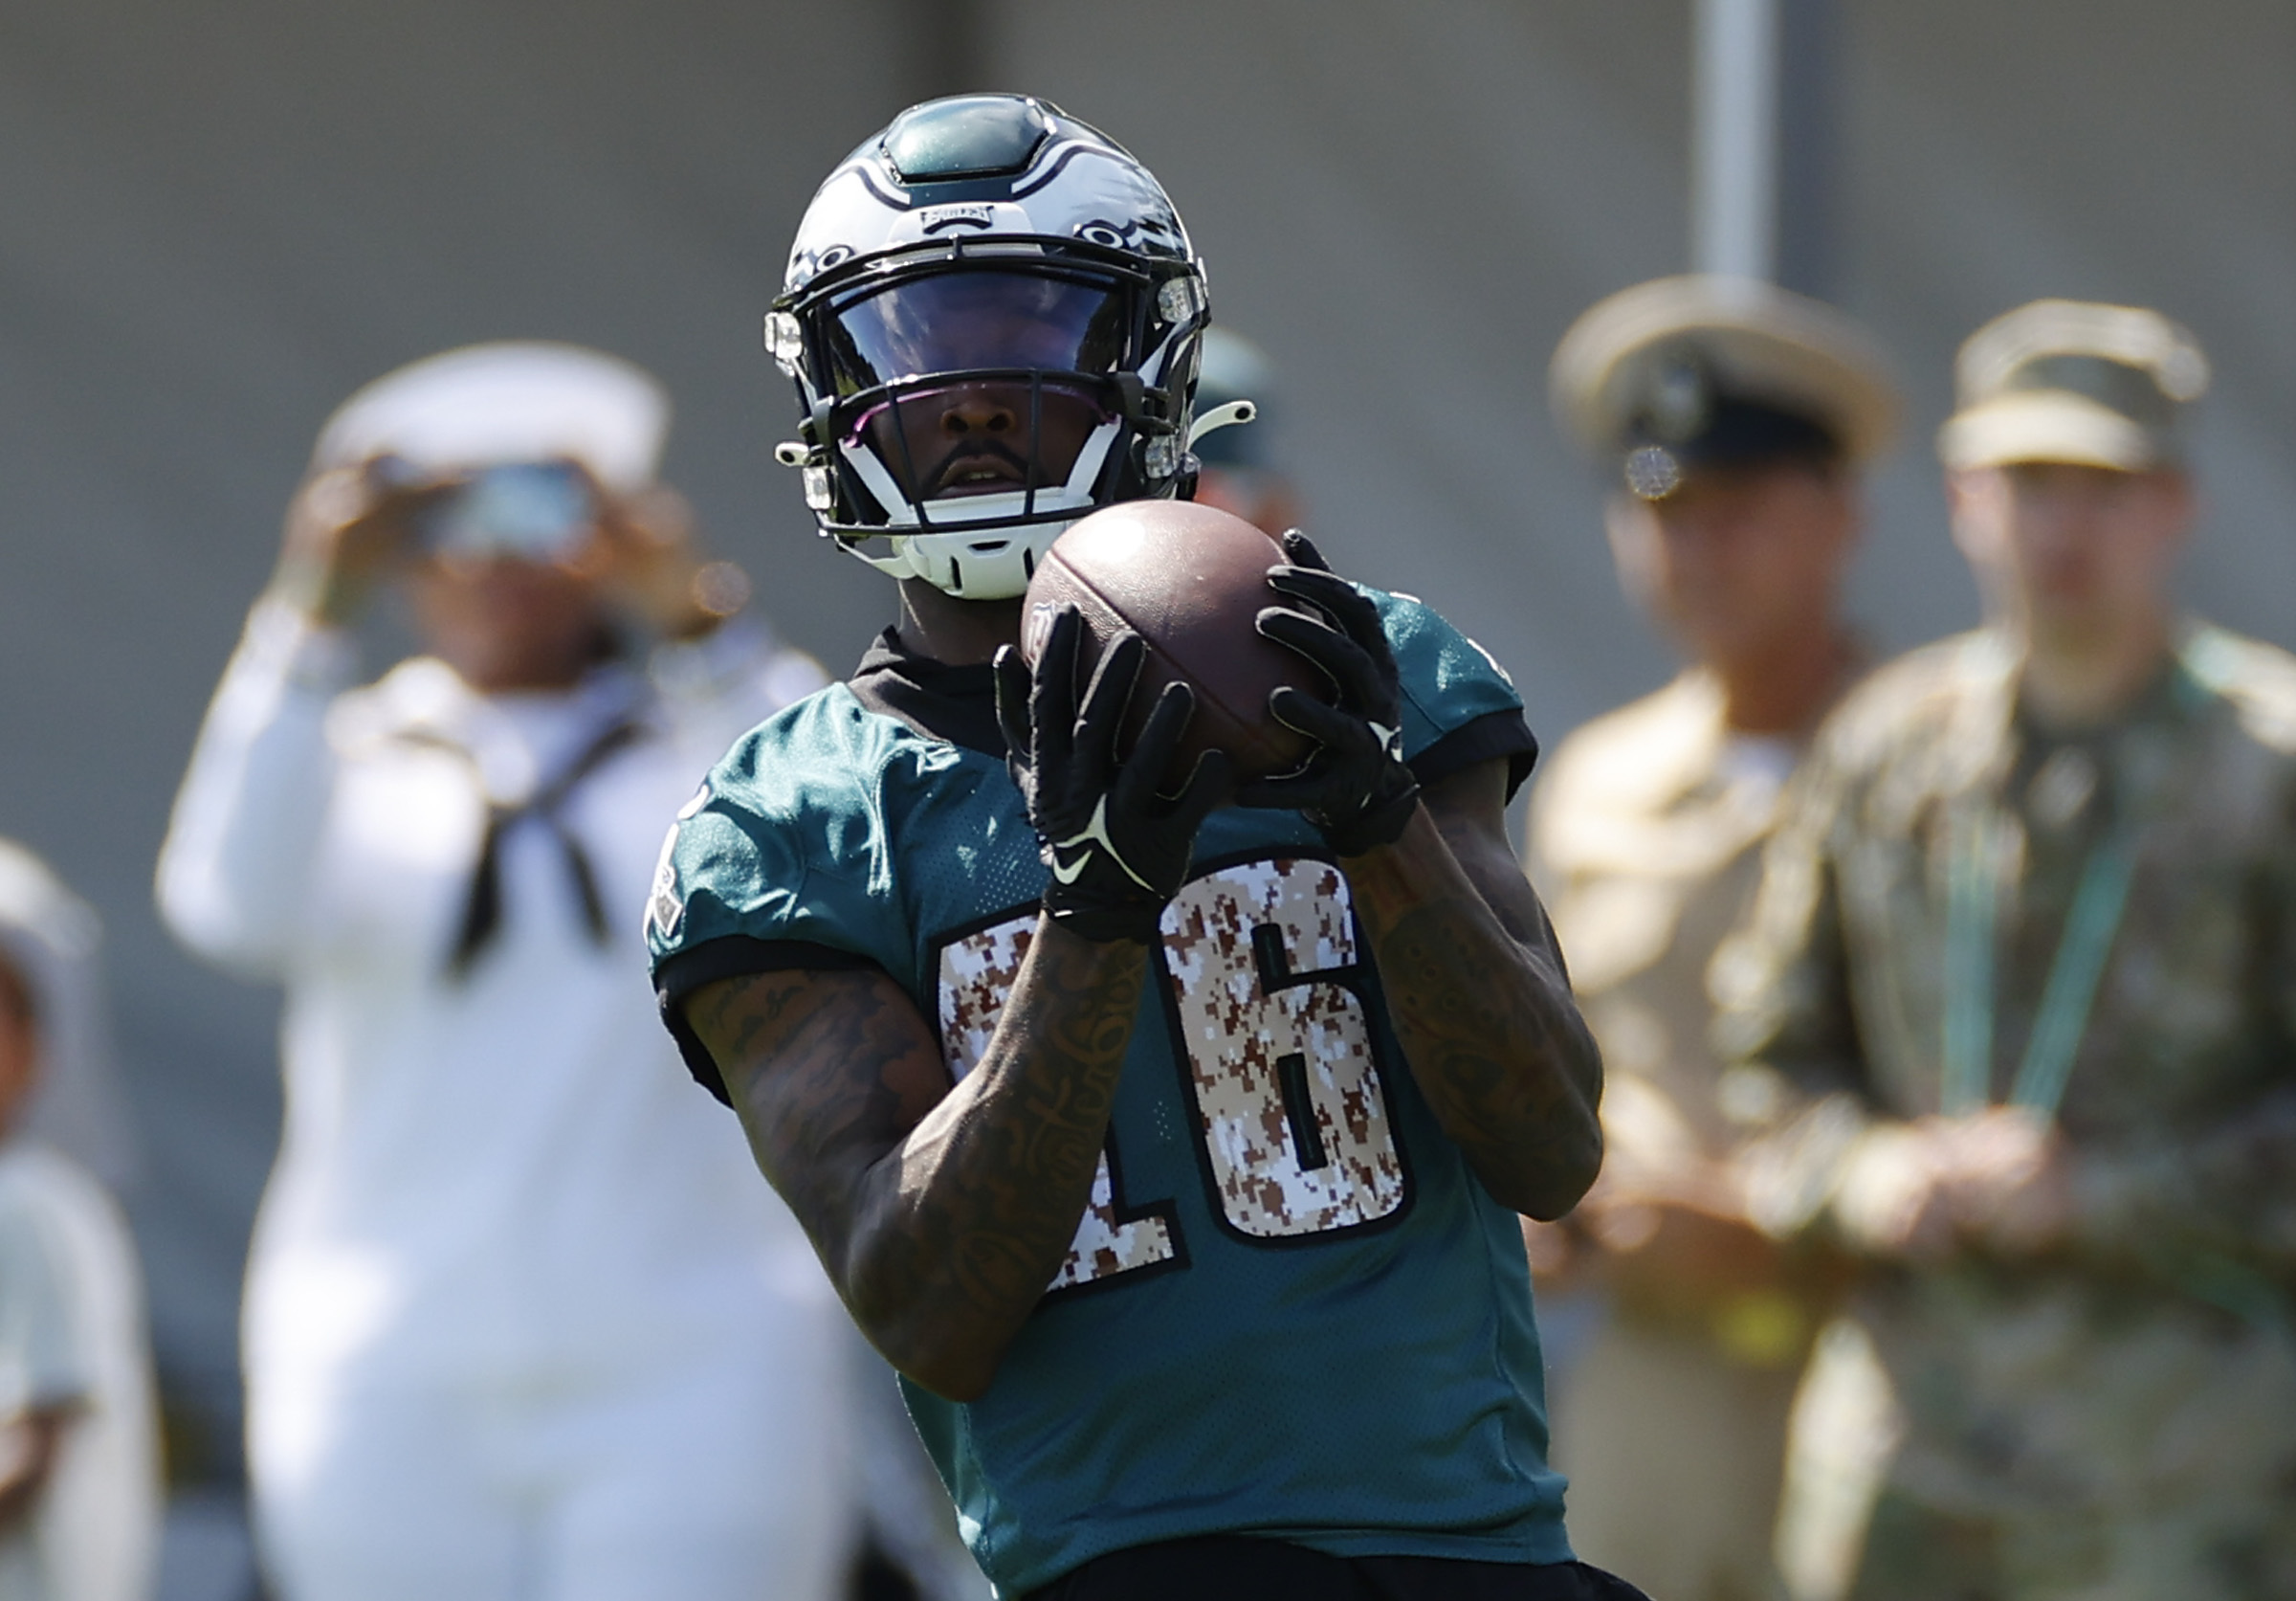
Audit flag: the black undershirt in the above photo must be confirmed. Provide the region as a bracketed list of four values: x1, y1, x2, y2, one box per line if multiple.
[845, 626, 1007, 755]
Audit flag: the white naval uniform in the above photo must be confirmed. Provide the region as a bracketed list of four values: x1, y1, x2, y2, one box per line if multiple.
[158, 601, 850, 1601]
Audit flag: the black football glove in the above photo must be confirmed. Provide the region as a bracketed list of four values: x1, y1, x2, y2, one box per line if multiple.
[994, 606, 1232, 944]
[1234, 530, 1422, 856]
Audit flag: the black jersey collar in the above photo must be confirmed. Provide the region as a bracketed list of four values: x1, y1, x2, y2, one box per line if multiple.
[848, 627, 1007, 757]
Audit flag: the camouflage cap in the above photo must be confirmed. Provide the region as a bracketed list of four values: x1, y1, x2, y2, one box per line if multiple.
[1550, 276, 1900, 500]
[1938, 300, 2209, 473]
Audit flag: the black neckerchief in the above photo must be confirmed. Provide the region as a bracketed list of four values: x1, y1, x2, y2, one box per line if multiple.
[847, 628, 1005, 757]
[399, 712, 651, 978]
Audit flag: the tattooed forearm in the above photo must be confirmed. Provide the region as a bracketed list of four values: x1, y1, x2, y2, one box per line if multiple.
[687, 923, 1149, 1400]
[861, 930, 1144, 1334]
[1345, 767, 1603, 1218]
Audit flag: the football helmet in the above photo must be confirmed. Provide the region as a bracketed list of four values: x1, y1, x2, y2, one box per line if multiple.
[767, 95, 1222, 600]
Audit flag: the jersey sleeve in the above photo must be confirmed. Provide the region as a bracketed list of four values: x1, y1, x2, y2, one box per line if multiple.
[645, 689, 911, 1104]
[1372, 589, 1540, 800]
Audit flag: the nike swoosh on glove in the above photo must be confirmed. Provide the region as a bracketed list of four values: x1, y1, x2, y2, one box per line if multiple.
[994, 605, 1232, 944]
[1233, 530, 1421, 856]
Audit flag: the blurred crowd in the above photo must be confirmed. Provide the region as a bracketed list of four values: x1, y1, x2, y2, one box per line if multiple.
[1528, 280, 2296, 1601]
[1, 229, 2289, 1601]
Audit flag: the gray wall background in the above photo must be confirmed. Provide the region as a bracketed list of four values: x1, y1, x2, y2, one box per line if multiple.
[1, 0, 2288, 1467]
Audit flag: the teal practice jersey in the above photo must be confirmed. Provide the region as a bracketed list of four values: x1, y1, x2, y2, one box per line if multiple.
[649, 588, 1572, 1595]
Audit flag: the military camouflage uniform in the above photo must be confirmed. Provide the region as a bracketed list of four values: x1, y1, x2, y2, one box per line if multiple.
[1713, 624, 2296, 1601]
[1532, 669, 1843, 1601]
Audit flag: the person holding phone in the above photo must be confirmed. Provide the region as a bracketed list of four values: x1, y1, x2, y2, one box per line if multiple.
[157, 343, 850, 1601]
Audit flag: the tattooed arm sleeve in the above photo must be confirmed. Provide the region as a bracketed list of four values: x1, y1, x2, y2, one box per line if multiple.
[684, 923, 1149, 1400]
[1342, 756, 1603, 1219]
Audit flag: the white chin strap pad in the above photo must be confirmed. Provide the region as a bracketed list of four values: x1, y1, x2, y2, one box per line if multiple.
[839, 524, 1072, 600]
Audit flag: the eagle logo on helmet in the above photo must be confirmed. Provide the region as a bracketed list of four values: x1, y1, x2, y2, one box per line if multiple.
[766, 95, 1213, 601]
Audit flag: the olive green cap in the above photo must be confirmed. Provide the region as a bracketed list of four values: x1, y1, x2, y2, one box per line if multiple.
[1938, 300, 2209, 473]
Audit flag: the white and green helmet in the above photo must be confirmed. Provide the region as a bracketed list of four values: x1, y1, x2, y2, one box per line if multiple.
[767, 95, 1228, 600]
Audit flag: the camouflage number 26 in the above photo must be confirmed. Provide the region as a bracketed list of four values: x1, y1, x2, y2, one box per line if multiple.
[936, 857, 1408, 1295]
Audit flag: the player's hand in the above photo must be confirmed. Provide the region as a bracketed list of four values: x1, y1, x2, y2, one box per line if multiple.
[994, 607, 1231, 944]
[268, 456, 437, 626]
[1233, 530, 1420, 856]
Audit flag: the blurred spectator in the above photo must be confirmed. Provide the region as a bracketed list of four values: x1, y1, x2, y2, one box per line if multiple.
[1185, 326, 1302, 538]
[1526, 278, 1896, 1601]
[0, 841, 162, 1601]
[0, 850, 138, 1200]
[155, 344, 853, 1601]
[1713, 300, 2296, 1599]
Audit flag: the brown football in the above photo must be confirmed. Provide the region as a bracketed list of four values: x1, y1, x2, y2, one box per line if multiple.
[1021, 500, 1328, 782]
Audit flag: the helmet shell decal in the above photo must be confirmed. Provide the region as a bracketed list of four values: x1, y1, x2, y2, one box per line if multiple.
[784, 130, 1194, 293]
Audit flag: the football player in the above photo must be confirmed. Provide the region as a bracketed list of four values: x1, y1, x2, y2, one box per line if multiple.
[648, 96, 1626, 1601]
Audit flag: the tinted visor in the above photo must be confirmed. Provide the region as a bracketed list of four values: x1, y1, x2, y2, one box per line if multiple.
[821, 271, 1135, 506]
[819, 269, 1133, 394]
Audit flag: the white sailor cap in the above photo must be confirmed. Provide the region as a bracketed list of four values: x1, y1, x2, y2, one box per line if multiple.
[313, 342, 672, 491]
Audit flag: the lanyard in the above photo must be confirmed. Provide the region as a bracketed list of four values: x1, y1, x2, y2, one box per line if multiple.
[1941, 801, 2141, 1118]
[1937, 633, 2223, 1118]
